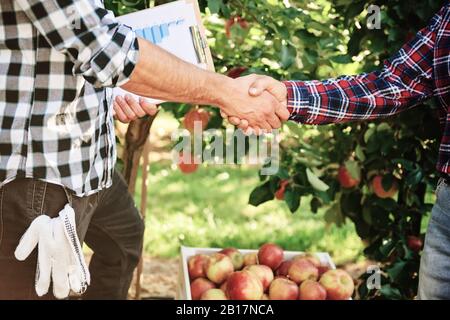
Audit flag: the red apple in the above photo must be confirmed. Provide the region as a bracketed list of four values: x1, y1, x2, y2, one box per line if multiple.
[288, 258, 319, 284]
[319, 269, 354, 300]
[227, 66, 248, 79]
[226, 271, 264, 300]
[275, 180, 289, 200]
[293, 253, 321, 268]
[258, 243, 284, 270]
[220, 248, 244, 270]
[407, 235, 423, 253]
[225, 16, 249, 38]
[276, 260, 293, 277]
[318, 265, 331, 277]
[244, 265, 274, 292]
[190, 278, 215, 300]
[372, 175, 398, 198]
[243, 252, 258, 266]
[338, 166, 360, 188]
[225, 17, 234, 38]
[237, 16, 249, 28]
[177, 152, 199, 174]
[298, 280, 327, 300]
[188, 254, 209, 280]
[220, 280, 228, 293]
[205, 253, 234, 284]
[201, 288, 228, 300]
[183, 108, 210, 133]
[268, 277, 299, 300]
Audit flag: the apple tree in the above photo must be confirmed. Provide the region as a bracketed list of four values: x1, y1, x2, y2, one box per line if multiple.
[234, 0, 444, 299]
[106, 0, 446, 299]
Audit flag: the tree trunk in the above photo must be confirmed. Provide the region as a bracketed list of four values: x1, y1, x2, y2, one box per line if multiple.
[134, 141, 151, 300]
[121, 115, 157, 299]
[122, 116, 156, 193]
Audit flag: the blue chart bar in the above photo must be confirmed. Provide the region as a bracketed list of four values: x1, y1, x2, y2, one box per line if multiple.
[136, 23, 169, 44]
[160, 23, 169, 38]
[151, 25, 162, 43]
[135, 20, 184, 45]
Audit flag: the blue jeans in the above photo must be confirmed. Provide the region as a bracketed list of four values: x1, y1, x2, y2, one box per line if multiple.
[418, 178, 450, 299]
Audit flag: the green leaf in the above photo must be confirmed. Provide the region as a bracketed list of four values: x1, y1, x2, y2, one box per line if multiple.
[340, 191, 362, 218]
[364, 126, 376, 143]
[324, 202, 345, 227]
[284, 121, 303, 137]
[392, 158, 415, 171]
[362, 207, 373, 225]
[381, 175, 394, 191]
[330, 54, 353, 64]
[379, 240, 396, 257]
[406, 169, 423, 186]
[220, 3, 231, 18]
[310, 197, 321, 214]
[284, 188, 301, 213]
[387, 261, 408, 282]
[307, 21, 331, 34]
[249, 181, 273, 206]
[281, 44, 297, 69]
[275, 168, 290, 180]
[377, 123, 391, 132]
[306, 168, 329, 192]
[373, 198, 397, 211]
[355, 145, 366, 161]
[380, 285, 402, 299]
[207, 0, 222, 14]
[345, 160, 361, 181]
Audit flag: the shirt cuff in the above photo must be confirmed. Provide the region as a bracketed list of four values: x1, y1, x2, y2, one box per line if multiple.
[89, 24, 140, 88]
[283, 81, 311, 123]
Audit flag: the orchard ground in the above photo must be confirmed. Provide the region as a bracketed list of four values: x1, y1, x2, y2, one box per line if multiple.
[105, 111, 434, 299]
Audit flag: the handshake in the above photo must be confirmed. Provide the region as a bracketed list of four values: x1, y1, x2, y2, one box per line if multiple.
[114, 74, 289, 134]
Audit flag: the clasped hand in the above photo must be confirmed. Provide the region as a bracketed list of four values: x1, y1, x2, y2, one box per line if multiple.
[114, 74, 288, 134]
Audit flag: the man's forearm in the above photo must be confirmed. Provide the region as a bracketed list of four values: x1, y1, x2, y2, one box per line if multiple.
[121, 38, 232, 107]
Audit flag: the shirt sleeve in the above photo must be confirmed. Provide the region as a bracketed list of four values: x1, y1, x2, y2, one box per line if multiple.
[15, 0, 139, 88]
[284, 5, 445, 125]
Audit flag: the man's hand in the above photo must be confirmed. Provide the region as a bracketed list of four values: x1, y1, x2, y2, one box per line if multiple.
[116, 76, 286, 131]
[113, 94, 159, 123]
[221, 74, 289, 134]
[217, 75, 289, 131]
[121, 39, 286, 131]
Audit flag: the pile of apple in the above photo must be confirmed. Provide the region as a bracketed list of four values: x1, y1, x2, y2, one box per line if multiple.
[188, 243, 355, 300]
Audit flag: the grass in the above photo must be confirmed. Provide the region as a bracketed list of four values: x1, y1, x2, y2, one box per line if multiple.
[135, 162, 364, 265]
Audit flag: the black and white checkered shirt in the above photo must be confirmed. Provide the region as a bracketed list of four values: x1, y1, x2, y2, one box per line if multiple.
[0, 0, 139, 196]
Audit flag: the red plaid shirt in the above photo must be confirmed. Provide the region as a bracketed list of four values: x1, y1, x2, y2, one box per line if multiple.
[285, 3, 450, 174]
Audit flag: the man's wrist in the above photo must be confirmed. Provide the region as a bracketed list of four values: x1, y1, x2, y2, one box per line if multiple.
[283, 80, 309, 122]
[203, 74, 235, 108]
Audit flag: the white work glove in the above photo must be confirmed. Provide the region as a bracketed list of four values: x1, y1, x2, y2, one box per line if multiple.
[14, 204, 90, 299]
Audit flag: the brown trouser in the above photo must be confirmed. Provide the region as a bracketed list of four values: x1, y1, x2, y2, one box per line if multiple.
[0, 171, 144, 299]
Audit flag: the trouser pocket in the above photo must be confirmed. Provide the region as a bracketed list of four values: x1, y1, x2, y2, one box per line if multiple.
[0, 187, 4, 250]
[0, 178, 97, 299]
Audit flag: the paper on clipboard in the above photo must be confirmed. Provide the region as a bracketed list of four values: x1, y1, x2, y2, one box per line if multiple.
[113, 0, 214, 104]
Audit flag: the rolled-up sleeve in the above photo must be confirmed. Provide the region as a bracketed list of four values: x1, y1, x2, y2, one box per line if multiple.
[15, 0, 139, 88]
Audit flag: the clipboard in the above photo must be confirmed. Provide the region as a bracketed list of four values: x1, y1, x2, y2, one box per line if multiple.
[113, 0, 215, 103]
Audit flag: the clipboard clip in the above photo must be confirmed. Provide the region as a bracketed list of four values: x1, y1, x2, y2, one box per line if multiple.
[190, 26, 208, 65]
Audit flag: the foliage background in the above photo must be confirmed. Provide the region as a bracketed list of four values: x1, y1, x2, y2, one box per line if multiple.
[106, 0, 447, 299]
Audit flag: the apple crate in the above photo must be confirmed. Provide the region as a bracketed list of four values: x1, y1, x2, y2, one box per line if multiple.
[176, 246, 337, 300]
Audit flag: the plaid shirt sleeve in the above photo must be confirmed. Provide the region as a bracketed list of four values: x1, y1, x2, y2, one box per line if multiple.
[284, 7, 444, 125]
[15, 0, 139, 88]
